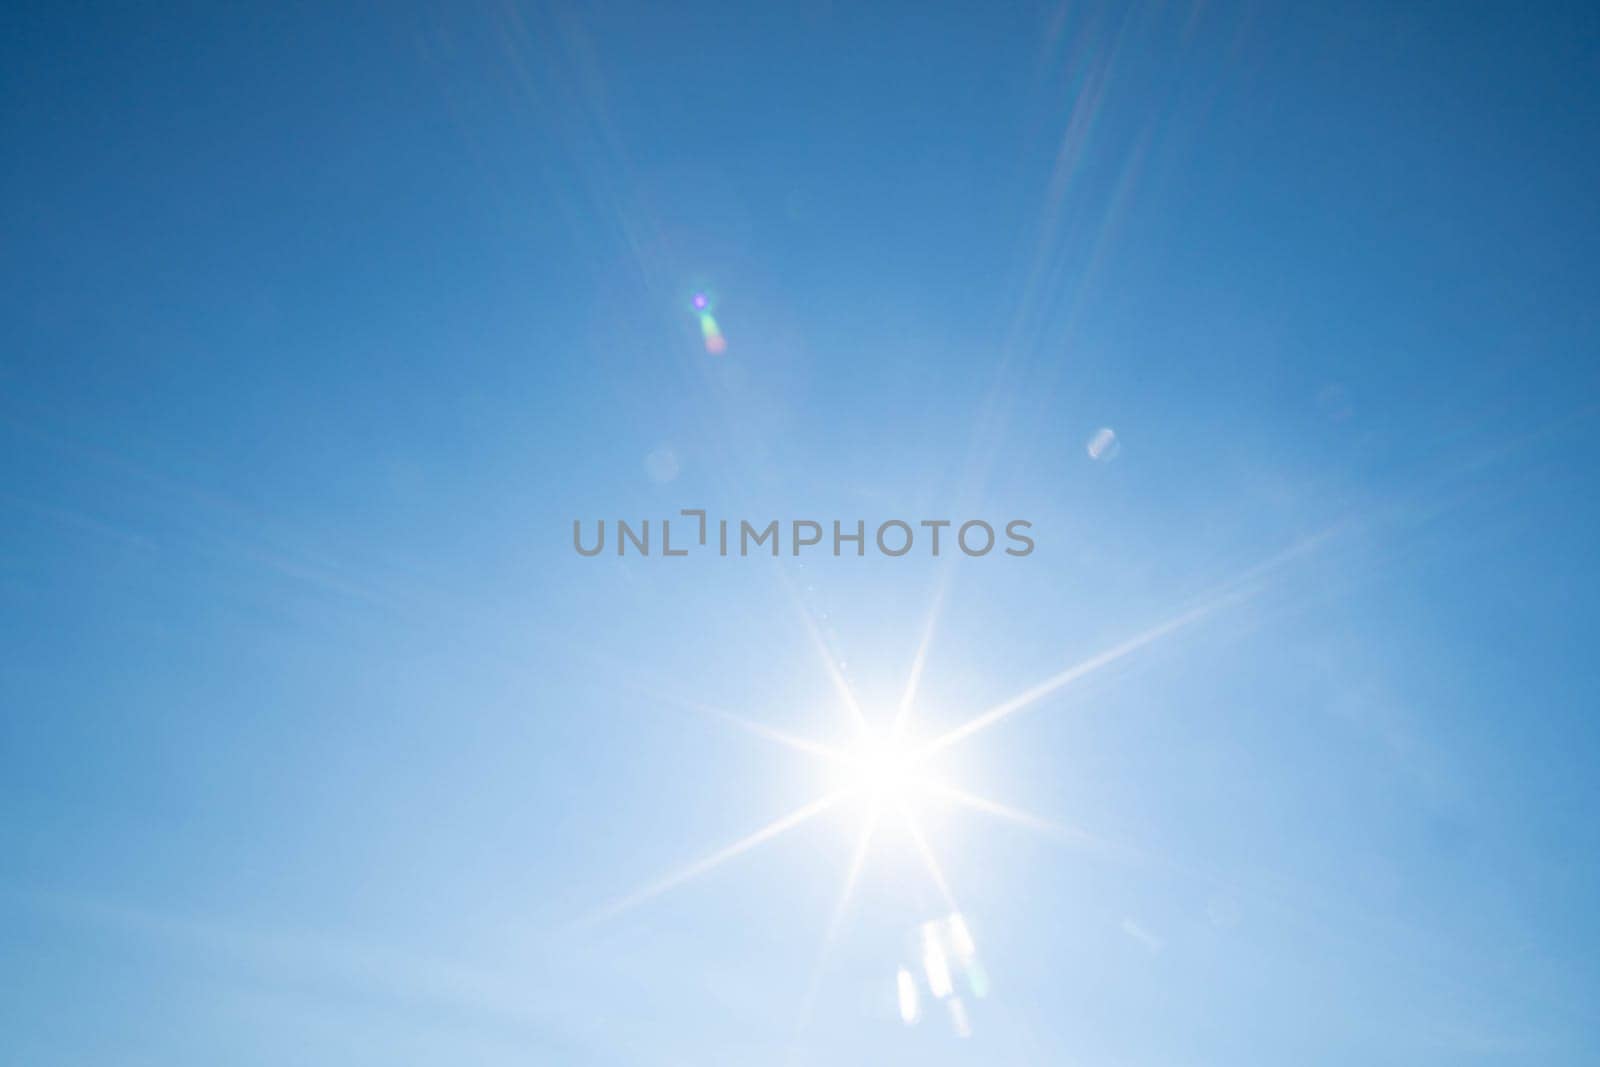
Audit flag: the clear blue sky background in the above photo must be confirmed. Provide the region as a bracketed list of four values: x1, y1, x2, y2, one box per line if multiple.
[3, 1, 1599, 1063]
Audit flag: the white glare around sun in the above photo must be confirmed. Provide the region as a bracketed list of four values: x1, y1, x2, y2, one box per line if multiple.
[843, 730, 921, 806]
[586, 531, 1332, 1039]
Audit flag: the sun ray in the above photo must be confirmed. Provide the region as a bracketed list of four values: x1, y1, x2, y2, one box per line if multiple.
[892, 575, 949, 736]
[587, 791, 848, 924]
[775, 567, 870, 735]
[902, 809, 960, 914]
[923, 780, 1102, 848]
[655, 693, 844, 763]
[919, 601, 1214, 756]
[920, 531, 1339, 756]
[795, 809, 880, 1036]
[802, 616, 869, 735]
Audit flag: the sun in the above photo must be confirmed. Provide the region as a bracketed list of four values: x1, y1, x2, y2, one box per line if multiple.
[842, 729, 922, 807]
[582, 532, 1324, 1037]
[584, 537, 1309, 930]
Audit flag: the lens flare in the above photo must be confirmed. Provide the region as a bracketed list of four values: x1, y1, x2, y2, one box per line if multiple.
[691, 293, 726, 354]
[896, 966, 920, 1025]
[916, 912, 988, 1014]
[1087, 426, 1120, 461]
[922, 927, 953, 999]
[949, 913, 975, 957]
[700, 313, 726, 355]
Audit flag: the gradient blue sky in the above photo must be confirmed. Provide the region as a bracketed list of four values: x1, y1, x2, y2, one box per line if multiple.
[3, 1, 1599, 1064]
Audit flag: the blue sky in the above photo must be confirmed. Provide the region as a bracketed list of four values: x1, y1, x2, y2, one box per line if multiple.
[3, 1, 1599, 1063]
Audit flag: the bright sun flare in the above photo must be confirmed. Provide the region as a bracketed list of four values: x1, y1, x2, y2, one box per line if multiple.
[585, 532, 1320, 1036]
[844, 731, 921, 805]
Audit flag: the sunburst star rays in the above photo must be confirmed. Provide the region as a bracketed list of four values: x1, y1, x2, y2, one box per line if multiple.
[919, 527, 1339, 757]
[589, 591, 1206, 927]
[794, 809, 881, 1035]
[584, 532, 1335, 1034]
[585, 791, 848, 925]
